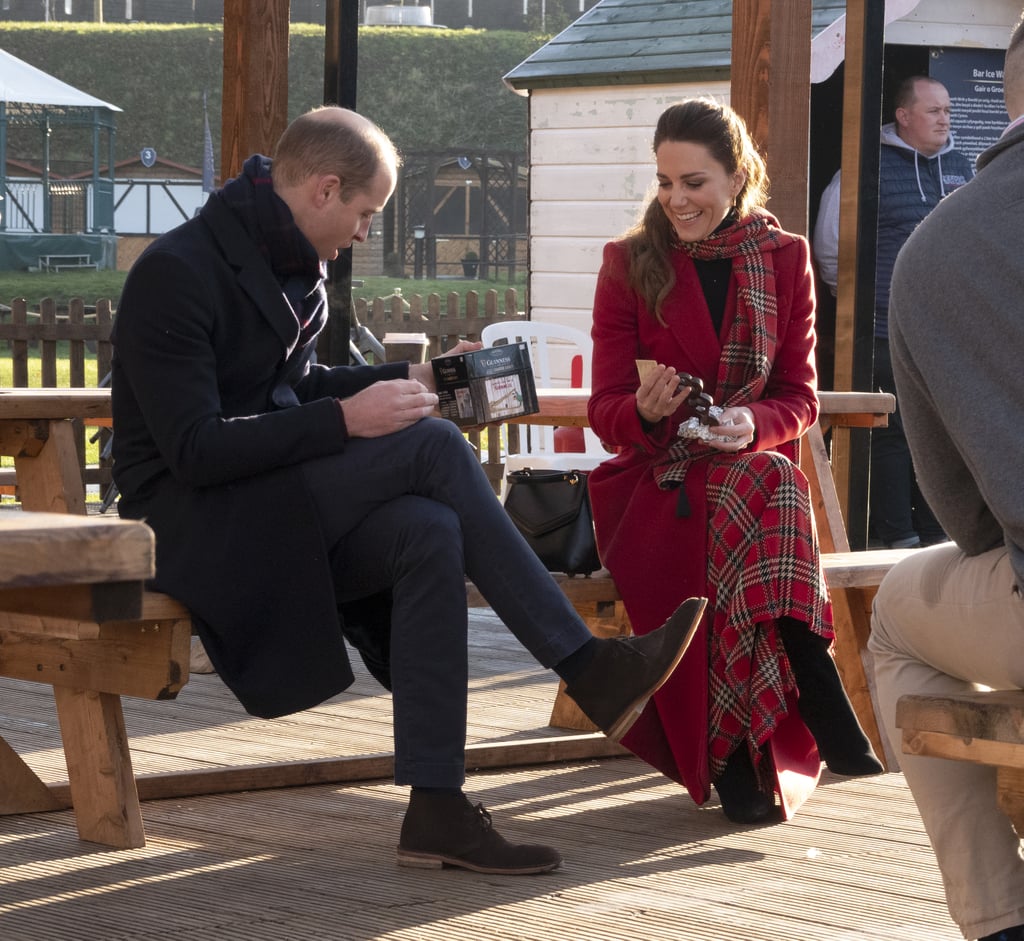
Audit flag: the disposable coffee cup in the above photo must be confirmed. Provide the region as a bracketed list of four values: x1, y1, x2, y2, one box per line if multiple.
[383, 332, 430, 364]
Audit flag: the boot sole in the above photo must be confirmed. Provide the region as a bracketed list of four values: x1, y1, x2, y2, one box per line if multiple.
[396, 848, 561, 875]
[604, 596, 707, 743]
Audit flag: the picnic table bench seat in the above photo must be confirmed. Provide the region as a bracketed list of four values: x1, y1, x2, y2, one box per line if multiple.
[897, 690, 1024, 837]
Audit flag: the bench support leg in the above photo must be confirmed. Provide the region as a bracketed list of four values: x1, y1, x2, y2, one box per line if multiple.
[0, 736, 64, 813]
[830, 586, 890, 772]
[53, 686, 145, 848]
[549, 601, 632, 732]
[997, 766, 1024, 839]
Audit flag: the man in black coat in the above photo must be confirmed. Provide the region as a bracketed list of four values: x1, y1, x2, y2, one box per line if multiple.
[112, 106, 704, 874]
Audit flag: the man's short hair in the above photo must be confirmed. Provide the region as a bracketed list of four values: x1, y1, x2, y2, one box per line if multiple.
[272, 107, 400, 201]
[894, 75, 944, 112]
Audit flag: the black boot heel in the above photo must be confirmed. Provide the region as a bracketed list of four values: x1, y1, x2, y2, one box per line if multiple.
[778, 618, 883, 776]
[714, 746, 776, 824]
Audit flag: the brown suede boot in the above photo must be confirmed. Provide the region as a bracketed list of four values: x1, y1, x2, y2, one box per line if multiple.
[397, 790, 562, 874]
[565, 596, 707, 741]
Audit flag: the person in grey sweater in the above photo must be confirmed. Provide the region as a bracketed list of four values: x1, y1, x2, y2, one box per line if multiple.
[869, 13, 1024, 941]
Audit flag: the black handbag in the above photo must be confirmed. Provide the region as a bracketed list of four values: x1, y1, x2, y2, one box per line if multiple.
[503, 467, 602, 576]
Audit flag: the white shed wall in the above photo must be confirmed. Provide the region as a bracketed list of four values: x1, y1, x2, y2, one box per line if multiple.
[885, 0, 1020, 47]
[526, 81, 730, 333]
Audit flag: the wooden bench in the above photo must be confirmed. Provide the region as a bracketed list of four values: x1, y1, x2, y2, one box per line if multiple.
[472, 389, 914, 769]
[0, 512, 191, 849]
[37, 253, 97, 272]
[897, 691, 1024, 836]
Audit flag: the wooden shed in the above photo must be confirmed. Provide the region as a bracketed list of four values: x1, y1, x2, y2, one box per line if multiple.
[504, 0, 1019, 351]
[503, 0, 843, 336]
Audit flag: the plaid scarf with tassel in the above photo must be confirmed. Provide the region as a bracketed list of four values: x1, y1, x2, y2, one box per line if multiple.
[655, 210, 797, 490]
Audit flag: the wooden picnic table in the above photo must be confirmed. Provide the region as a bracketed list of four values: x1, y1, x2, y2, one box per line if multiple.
[526, 387, 893, 429]
[0, 387, 112, 514]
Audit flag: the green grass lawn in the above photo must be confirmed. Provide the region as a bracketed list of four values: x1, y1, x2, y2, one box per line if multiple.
[0, 270, 526, 311]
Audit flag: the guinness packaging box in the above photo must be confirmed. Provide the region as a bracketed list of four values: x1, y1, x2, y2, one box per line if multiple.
[432, 342, 539, 427]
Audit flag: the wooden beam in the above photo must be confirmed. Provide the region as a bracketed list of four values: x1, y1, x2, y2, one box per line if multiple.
[43, 735, 630, 807]
[730, 0, 812, 236]
[221, 0, 291, 183]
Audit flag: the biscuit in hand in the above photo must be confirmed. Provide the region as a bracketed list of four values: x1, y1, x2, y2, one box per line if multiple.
[636, 359, 658, 381]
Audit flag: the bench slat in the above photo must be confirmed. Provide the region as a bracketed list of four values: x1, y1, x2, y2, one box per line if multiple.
[897, 691, 1024, 747]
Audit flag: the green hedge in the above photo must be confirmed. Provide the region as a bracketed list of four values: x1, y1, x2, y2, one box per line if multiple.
[1, 23, 540, 168]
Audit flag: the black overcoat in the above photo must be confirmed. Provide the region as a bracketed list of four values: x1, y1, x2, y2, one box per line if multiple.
[112, 193, 407, 718]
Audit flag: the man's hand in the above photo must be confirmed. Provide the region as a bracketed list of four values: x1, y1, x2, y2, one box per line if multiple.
[340, 379, 439, 438]
[408, 339, 483, 391]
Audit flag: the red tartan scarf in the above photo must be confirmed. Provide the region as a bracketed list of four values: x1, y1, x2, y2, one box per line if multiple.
[656, 210, 798, 489]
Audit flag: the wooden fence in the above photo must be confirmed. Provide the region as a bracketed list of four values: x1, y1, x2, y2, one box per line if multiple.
[0, 297, 115, 497]
[355, 286, 524, 356]
[1, 289, 526, 501]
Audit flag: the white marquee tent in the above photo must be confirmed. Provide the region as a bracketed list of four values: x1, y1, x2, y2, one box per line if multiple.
[0, 47, 121, 111]
[0, 47, 120, 267]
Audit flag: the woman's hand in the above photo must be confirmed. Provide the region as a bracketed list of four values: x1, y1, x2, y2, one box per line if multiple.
[706, 405, 756, 452]
[636, 364, 691, 424]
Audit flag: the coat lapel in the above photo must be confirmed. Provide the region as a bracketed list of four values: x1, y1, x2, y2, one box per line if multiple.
[200, 196, 301, 357]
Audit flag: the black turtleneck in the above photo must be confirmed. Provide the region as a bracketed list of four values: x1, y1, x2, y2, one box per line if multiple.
[690, 211, 737, 334]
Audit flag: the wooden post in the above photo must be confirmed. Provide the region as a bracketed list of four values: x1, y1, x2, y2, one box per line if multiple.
[730, 0, 813, 236]
[321, 0, 361, 367]
[831, 0, 885, 549]
[221, 0, 291, 183]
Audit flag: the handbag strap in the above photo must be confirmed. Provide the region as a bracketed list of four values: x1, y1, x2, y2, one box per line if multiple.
[506, 468, 587, 486]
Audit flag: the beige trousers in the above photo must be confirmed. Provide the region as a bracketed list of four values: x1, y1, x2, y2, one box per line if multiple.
[870, 542, 1024, 940]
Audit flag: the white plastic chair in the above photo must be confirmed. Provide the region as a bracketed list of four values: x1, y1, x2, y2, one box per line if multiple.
[480, 321, 610, 497]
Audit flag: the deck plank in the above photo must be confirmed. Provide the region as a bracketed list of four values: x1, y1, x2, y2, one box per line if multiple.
[0, 607, 961, 941]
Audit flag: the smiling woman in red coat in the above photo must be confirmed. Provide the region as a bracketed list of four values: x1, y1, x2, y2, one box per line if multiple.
[588, 99, 883, 823]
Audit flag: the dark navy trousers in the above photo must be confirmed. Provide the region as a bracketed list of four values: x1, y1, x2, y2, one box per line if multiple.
[302, 417, 592, 788]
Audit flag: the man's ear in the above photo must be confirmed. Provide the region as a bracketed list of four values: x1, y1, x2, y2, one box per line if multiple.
[315, 174, 342, 207]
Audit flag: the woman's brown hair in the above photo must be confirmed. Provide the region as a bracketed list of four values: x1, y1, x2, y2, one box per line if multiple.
[623, 99, 768, 323]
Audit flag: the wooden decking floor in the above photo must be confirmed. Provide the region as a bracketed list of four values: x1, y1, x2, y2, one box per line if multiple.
[1, 608, 960, 941]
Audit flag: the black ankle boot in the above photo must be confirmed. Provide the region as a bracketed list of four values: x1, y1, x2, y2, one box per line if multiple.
[714, 746, 776, 824]
[777, 618, 883, 776]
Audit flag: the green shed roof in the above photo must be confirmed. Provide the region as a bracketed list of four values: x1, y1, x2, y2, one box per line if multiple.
[504, 0, 849, 91]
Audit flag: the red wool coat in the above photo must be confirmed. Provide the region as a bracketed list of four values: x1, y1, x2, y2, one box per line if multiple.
[588, 235, 824, 809]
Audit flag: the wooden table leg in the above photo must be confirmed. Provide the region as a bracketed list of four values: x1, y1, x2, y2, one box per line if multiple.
[549, 600, 632, 732]
[14, 419, 86, 515]
[53, 686, 146, 848]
